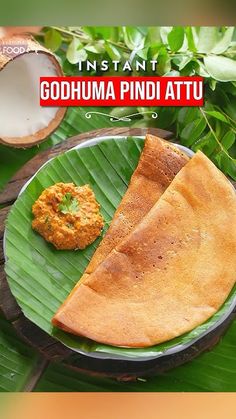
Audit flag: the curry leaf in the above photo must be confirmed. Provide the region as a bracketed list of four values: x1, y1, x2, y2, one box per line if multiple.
[160, 27, 172, 44]
[104, 42, 121, 60]
[180, 118, 207, 146]
[197, 27, 219, 53]
[197, 60, 210, 77]
[177, 107, 200, 127]
[178, 55, 193, 71]
[216, 152, 235, 177]
[204, 55, 236, 82]
[226, 158, 236, 180]
[221, 131, 235, 150]
[84, 43, 104, 54]
[44, 28, 62, 52]
[185, 27, 197, 52]
[192, 132, 214, 152]
[212, 27, 234, 54]
[123, 27, 145, 50]
[136, 47, 149, 60]
[209, 79, 217, 91]
[66, 38, 87, 64]
[167, 27, 185, 52]
[94, 27, 120, 42]
[146, 27, 162, 45]
[196, 132, 218, 156]
[157, 47, 171, 75]
[205, 111, 229, 123]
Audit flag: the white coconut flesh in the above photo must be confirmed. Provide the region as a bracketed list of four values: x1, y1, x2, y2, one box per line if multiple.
[0, 53, 59, 138]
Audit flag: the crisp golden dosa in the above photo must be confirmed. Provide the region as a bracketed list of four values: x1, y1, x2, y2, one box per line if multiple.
[52, 151, 236, 347]
[53, 135, 188, 318]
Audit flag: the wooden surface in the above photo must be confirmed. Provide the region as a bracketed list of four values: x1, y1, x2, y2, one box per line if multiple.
[0, 127, 172, 362]
[0, 126, 235, 379]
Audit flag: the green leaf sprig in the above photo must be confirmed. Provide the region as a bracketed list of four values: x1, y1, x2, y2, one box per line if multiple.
[58, 193, 79, 215]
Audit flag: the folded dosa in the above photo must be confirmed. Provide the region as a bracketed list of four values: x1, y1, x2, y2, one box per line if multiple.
[52, 151, 236, 347]
[53, 135, 188, 315]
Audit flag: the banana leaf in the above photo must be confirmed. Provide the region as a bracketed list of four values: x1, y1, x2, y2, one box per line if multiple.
[4, 137, 236, 360]
[35, 318, 236, 391]
[0, 315, 39, 392]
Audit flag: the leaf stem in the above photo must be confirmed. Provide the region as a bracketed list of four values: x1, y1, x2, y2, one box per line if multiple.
[51, 26, 91, 42]
[109, 41, 130, 52]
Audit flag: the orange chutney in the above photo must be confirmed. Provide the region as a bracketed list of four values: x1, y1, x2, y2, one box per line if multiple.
[32, 183, 104, 250]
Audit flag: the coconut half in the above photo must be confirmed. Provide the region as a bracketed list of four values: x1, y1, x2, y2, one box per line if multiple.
[0, 35, 66, 148]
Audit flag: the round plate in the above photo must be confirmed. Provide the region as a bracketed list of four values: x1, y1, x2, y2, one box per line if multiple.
[4, 135, 236, 362]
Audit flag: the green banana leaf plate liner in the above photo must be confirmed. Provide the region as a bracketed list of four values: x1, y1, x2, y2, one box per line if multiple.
[4, 136, 236, 361]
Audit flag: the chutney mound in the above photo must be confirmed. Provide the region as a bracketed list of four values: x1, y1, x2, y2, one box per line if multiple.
[32, 182, 104, 250]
